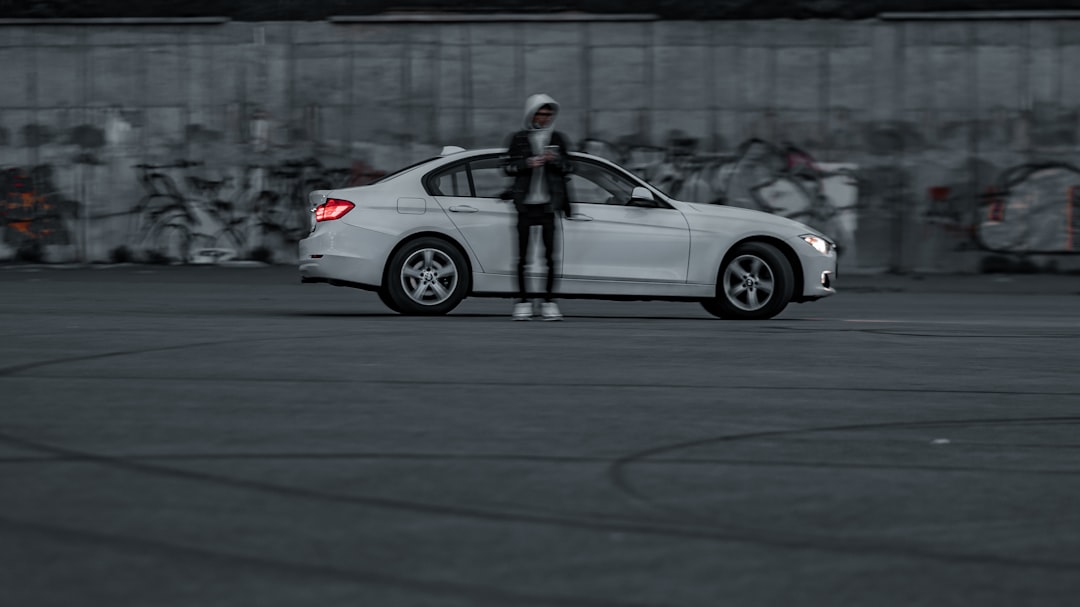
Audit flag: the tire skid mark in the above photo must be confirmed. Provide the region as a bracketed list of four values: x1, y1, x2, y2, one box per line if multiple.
[0, 516, 653, 607]
[610, 416, 1080, 498]
[2, 450, 1080, 476]
[608, 415, 1080, 564]
[0, 430, 1078, 571]
[4, 373, 1080, 397]
[0, 340, 243, 377]
[865, 329, 1080, 339]
[0, 332, 363, 378]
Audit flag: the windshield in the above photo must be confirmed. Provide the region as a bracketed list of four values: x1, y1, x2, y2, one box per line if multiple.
[578, 155, 673, 200]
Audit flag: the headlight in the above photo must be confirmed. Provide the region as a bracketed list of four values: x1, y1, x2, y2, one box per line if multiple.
[800, 234, 834, 255]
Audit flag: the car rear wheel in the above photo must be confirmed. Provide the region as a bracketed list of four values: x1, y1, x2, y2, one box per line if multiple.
[701, 242, 794, 320]
[385, 237, 469, 315]
[377, 287, 403, 313]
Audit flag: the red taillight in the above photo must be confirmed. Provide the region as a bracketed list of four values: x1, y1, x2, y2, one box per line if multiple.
[315, 198, 355, 222]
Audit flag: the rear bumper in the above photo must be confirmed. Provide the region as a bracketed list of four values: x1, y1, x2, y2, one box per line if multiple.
[297, 227, 391, 288]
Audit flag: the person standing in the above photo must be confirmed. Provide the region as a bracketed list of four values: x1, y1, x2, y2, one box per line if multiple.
[503, 93, 573, 321]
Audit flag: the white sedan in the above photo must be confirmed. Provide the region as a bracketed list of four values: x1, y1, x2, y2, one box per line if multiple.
[299, 148, 837, 319]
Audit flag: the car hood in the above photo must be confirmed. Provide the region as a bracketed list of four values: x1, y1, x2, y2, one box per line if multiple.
[678, 200, 821, 236]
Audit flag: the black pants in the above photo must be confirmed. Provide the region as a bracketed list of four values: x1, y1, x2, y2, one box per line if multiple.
[516, 204, 557, 301]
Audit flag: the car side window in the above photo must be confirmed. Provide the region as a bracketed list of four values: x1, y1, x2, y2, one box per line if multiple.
[468, 158, 509, 199]
[431, 165, 470, 197]
[567, 160, 638, 206]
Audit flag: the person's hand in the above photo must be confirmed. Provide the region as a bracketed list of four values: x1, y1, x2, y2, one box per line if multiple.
[527, 155, 546, 168]
[543, 149, 558, 162]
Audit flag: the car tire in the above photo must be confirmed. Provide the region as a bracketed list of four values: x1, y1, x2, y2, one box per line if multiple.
[701, 242, 794, 320]
[377, 287, 403, 314]
[385, 237, 469, 315]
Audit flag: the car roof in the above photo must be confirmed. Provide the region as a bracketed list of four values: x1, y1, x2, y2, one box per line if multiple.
[426, 147, 623, 169]
[408, 147, 671, 201]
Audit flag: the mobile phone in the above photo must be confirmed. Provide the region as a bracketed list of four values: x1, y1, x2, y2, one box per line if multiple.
[545, 145, 559, 155]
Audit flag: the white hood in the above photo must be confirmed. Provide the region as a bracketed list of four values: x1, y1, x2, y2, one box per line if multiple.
[681, 200, 820, 234]
[523, 93, 559, 130]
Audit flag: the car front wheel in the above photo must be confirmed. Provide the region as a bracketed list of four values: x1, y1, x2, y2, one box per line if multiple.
[385, 237, 469, 315]
[701, 242, 794, 320]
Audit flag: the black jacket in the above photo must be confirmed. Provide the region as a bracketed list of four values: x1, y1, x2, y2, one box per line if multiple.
[503, 130, 574, 218]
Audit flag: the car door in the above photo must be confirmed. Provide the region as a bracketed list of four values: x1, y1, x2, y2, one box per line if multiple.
[428, 156, 518, 275]
[561, 159, 690, 282]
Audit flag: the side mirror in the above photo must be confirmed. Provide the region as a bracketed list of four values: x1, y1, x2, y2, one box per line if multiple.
[628, 186, 657, 207]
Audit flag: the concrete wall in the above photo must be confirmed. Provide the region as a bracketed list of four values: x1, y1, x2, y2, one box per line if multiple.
[2, 18, 1079, 272]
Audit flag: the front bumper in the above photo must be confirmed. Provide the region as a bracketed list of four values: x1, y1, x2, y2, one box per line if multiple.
[794, 248, 838, 301]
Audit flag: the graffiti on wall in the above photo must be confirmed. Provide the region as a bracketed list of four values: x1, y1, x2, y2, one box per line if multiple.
[974, 163, 1080, 255]
[916, 161, 1080, 271]
[0, 166, 80, 262]
[124, 158, 385, 264]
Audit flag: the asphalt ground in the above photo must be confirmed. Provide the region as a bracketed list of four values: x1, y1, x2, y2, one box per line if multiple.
[2, 265, 1079, 606]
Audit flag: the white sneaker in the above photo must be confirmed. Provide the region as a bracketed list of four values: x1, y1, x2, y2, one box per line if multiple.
[512, 302, 532, 321]
[540, 301, 563, 321]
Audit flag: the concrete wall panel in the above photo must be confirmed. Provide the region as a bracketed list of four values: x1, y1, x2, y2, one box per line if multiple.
[143, 106, 185, 147]
[870, 24, 900, 118]
[292, 22, 346, 44]
[901, 46, 926, 111]
[739, 47, 773, 109]
[654, 46, 708, 110]
[469, 45, 518, 110]
[0, 48, 34, 107]
[468, 23, 525, 46]
[1027, 47, 1058, 105]
[27, 27, 84, 47]
[928, 46, 970, 112]
[409, 44, 439, 111]
[916, 22, 972, 47]
[36, 48, 84, 108]
[973, 22, 1025, 46]
[1062, 46, 1080, 105]
[334, 24, 407, 46]
[350, 101, 406, 142]
[187, 44, 237, 109]
[975, 46, 1023, 110]
[351, 44, 406, 109]
[434, 44, 467, 109]
[294, 45, 351, 107]
[471, 107, 519, 147]
[586, 23, 650, 44]
[589, 47, 647, 110]
[143, 46, 186, 107]
[0, 28, 31, 47]
[775, 47, 823, 111]
[523, 23, 581, 46]
[710, 46, 740, 109]
[1028, 22, 1059, 48]
[651, 109, 710, 143]
[828, 46, 871, 110]
[590, 110, 645, 142]
[815, 22, 873, 47]
[654, 22, 711, 47]
[523, 46, 583, 110]
[88, 46, 143, 107]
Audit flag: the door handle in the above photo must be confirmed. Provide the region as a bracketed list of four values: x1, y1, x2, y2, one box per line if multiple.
[567, 214, 593, 221]
[448, 205, 478, 213]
